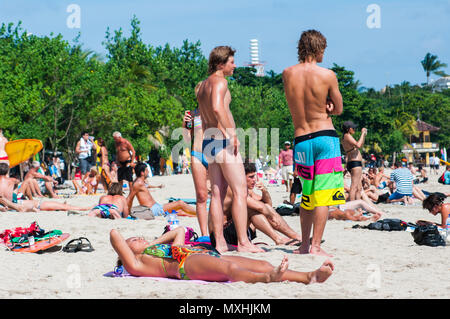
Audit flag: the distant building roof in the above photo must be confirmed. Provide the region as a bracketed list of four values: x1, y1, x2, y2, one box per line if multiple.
[416, 119, 440, 132]
[431, 76, 450, 92]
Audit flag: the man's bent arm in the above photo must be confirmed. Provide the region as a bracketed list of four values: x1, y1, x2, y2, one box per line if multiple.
[328, 73, 343, 115]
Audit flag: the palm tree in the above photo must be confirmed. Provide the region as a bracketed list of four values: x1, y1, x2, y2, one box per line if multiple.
[421, 53, 448, 85]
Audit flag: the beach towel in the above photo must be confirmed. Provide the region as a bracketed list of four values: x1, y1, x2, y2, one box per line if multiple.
[103, 268, 230, 284]
[130, 205, 155, 220]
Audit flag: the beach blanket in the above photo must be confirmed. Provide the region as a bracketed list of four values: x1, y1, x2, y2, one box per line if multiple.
[167, 197, 211, 206]
[103, 269, 230, 284]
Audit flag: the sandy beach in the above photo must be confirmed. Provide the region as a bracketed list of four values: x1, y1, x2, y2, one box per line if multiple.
[1, 168, 449, 299]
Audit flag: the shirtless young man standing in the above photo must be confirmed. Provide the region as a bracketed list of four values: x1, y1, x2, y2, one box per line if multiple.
[283, 30, 344, 257]
[197, 46, 263, 253]
[126, 163, 196, 217]
[113, 132, 136, 188]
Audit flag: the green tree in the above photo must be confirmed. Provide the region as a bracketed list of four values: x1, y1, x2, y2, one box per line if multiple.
[421, 53, 448, 84]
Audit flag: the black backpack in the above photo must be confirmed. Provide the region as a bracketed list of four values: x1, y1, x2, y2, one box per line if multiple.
[353, 218, 408, 231]
[411, 224, 446, 247]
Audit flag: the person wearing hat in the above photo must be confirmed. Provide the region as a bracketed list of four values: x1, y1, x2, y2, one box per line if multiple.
[342, 121, 367, 201]
[279, 141, 294, 192]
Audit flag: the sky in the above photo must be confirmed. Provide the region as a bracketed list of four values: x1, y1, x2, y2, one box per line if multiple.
[0, 0, 449, 90]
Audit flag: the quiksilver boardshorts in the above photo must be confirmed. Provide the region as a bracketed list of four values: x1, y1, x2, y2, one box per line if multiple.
[294, 130, 345, 210]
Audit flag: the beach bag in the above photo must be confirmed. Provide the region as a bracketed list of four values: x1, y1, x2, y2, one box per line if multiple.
[411, 224, 446, 247]
[275, 204, 295, 216]
[353, 219, 408, 231]
[437, 173, 445, 184]
[367, 219, 407, 231]
[129, 206, 155, 220]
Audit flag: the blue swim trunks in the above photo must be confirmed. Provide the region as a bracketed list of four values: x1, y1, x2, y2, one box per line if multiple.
[191, 150, 208, 168]
[202, 138, 230, 159]
[151, 202, 166, 216]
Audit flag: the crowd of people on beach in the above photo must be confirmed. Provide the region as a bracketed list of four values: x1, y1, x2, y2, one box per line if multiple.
[1, 29, 449, 285]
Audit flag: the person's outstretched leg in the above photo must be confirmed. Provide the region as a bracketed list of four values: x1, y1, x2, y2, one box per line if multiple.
[184, 254, 288, 283]
[222, 255, 335, 284]
[163, 201, 196, 216]
[39, 201, 92, 211]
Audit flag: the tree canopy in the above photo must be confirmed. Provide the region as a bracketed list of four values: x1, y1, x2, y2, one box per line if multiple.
[0, 17, 448, 172]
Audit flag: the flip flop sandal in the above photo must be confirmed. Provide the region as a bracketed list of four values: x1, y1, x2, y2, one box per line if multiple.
[63, 237, 95, 253]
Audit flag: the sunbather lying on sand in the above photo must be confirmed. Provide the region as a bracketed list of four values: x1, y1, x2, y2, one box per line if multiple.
[110, 227, 334, 284]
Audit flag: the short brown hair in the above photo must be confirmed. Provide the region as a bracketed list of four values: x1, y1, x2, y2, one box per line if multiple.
[108, 182, 123, 196]
[297, 30, 327, 62]
[208, 46, 235, 74]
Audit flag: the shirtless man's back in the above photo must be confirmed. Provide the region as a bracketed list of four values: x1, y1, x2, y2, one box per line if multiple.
[283, 30, 344, 257]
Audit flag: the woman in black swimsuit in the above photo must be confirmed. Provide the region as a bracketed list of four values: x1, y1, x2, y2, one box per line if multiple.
[342, 121, 367, 201]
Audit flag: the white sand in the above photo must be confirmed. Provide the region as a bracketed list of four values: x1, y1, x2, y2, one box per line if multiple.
[1, 168, 449, 299]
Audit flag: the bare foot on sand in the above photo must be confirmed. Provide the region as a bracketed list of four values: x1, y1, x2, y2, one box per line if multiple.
[310, 245, 333, 257]
[238, 242, 265, 253]
[268, 255, 289, 282]
[292, 242, 309, 255]
[310, 259, 334, 284]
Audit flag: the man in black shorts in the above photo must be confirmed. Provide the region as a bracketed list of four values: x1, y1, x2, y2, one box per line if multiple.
[113, 131, 136, 188]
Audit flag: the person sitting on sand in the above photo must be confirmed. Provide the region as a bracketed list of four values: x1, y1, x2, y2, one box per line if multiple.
[88, 182, 129, 219]
[418, 193, 449, 229]
[328, 199, 384, 222]
[126, 163, 196, 217]
[73, 167, 100, 195]
[0, 128, 9, 167]
[386, 162, 414, 205]
[82, 167, 100, 194]
[374, 166, 390, 189]
[110, 228, 334, 284]
[0, 163, 45, 203]
[210, 160, 303, 247]
[25, 161, 59, 198]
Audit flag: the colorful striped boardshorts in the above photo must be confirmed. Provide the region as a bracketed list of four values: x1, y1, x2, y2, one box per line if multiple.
[294, 130, 345, 210]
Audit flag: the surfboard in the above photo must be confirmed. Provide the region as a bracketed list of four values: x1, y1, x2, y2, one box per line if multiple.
[440, 159, 450, 166]
[5, 139, 43, 168]
[9, 233, 70, 253]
